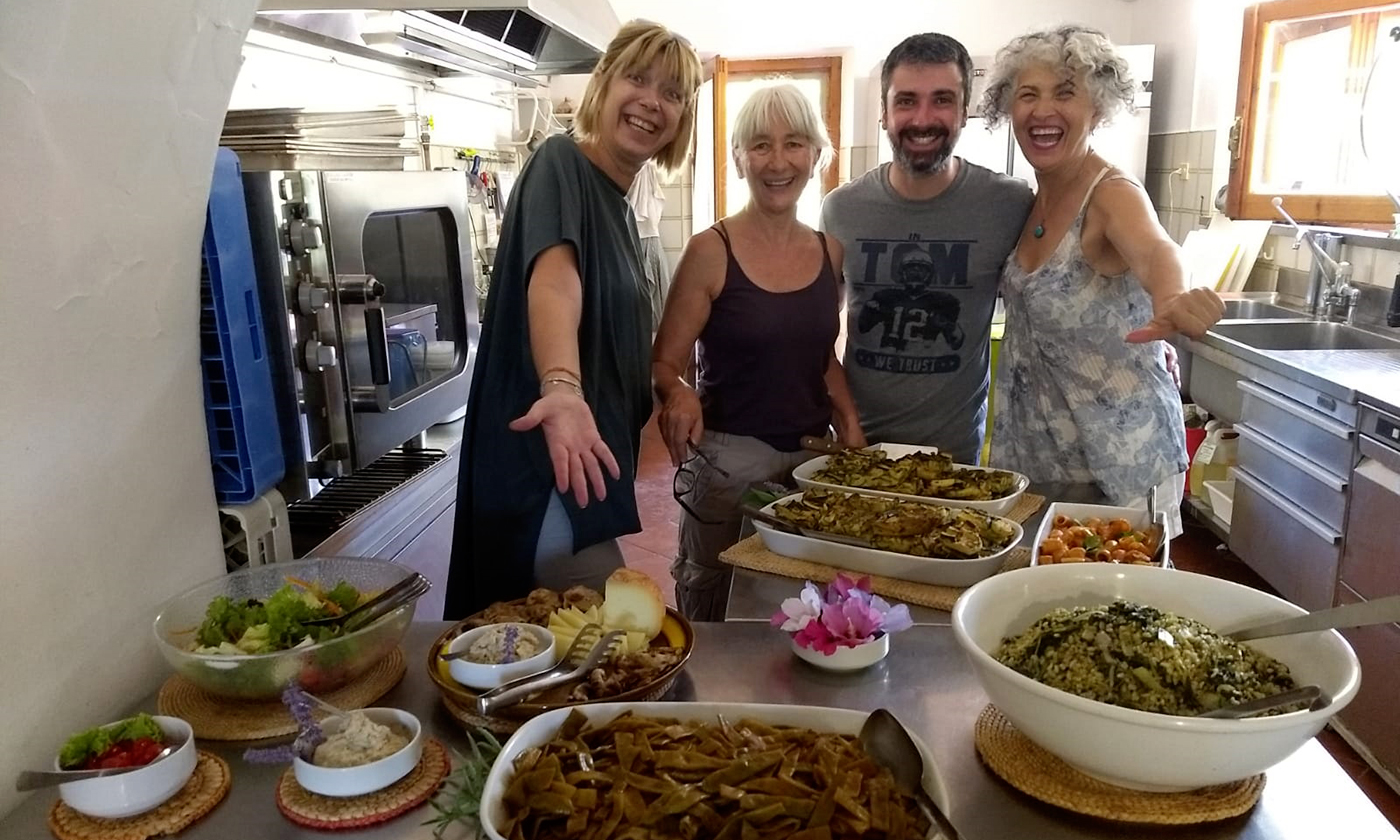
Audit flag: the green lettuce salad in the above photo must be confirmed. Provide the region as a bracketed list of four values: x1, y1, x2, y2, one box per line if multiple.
[59, 713, 164, 769]
[192, 579, 365, 655]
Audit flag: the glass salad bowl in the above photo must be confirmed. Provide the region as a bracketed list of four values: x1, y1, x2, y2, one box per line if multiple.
[152, 557, 418, 700]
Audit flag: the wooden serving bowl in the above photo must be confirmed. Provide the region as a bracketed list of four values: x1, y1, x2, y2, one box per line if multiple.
[426, 602, 696, 732]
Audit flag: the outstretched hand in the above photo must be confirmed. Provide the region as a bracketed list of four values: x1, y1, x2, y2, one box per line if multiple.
[1126, 288, 1225, 343]
[509, 391, 621, 507]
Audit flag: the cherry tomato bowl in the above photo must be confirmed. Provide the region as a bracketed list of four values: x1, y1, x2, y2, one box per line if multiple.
[57, 716, 196, 818]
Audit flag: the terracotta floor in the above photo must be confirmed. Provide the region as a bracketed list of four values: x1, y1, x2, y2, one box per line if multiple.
[621, 412, 1400, 829]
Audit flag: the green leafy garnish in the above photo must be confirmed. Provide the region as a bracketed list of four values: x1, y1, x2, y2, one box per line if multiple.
[424, 728, 503, 838]
[1083, 534, 1102, 552]
[325, 581, 361, 613]
[59, 713, 163, 769]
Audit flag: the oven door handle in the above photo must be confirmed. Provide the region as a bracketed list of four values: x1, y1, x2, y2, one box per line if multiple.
[339, 275, 392, 412]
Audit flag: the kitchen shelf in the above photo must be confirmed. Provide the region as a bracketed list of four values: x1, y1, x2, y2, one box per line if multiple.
[1185, 494, 1231, 543]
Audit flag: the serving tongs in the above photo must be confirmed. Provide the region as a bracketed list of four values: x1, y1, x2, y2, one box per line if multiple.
[739, 504, 874, 549]
[474, 625, 625, 717]
[304, 572, 431, 633]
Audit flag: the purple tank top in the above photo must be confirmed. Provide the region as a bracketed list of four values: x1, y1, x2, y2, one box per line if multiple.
[696, 222, 839, 452]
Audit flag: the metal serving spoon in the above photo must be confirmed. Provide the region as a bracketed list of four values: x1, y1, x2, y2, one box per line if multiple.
[859, 709, 961, 840]
[1226, 595, 1400, 642]
[1198, 684, 1329, 719]
[15, 733, 188, 791]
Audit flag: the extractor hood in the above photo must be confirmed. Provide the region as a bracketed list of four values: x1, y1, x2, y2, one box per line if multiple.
[256, 0, 619, 78]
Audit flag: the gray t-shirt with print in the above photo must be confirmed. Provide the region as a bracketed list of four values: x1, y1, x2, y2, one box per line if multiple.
[820, 161, 1033, 463]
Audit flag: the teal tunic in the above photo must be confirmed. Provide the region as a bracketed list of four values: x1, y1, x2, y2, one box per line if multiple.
[445, 136, 652, 618]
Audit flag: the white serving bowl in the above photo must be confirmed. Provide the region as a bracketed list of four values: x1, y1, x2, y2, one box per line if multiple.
[1030, 501, 1170, 568]
[951, 563, 1361, 791]
[292, 708, 423, 797]
[791, 633, 890, 671]
[479, 702, 950, 840]
[793, 442, 1029, 516]
[57, 716, 197, 819]
[446, 623, 556, 690]
[755, 492, 1022, 587]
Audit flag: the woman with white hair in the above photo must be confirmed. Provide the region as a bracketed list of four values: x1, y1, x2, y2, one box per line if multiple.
[653, 83, 865, 619]
[982, 26, 1223, 534]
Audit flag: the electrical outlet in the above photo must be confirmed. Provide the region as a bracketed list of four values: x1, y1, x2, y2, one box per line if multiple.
[1172, 162, 1191, 179]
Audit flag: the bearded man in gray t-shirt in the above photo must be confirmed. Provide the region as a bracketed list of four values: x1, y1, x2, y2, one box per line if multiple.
[821, 33, 1033, 464]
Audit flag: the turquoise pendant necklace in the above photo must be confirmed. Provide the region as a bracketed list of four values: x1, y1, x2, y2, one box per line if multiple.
[1033, 222, 1045, 238]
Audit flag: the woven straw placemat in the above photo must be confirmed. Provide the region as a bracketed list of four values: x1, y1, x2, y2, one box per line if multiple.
[974, 705, 1265, 824]
[47, 750, 230, 840]
[275, 737, 450, 830]
[720, 538, 1031, 611]
[157, 648, 406, 741]
[1003, 492, 1046, 525]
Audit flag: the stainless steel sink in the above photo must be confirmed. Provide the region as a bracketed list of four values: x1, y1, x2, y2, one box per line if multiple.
[1220, 299, 1307, 320]
[1212, 321, 1400, 352]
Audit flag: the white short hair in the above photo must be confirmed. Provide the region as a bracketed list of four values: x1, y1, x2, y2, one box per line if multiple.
[729, 83, 833, 172]
[981, 26, 1137, 130]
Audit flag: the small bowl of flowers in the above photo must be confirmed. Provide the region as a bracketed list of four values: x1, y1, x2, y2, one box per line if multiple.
[771, 573, 913, 671]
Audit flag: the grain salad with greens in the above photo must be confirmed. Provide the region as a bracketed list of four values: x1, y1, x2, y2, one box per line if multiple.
[994, 601, 1298, 715]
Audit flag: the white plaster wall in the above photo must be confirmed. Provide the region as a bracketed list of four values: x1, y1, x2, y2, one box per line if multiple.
[0, 0, 258, 818]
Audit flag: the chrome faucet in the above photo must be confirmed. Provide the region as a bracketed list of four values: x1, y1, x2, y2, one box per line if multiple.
[1271, 197, 1358, 324]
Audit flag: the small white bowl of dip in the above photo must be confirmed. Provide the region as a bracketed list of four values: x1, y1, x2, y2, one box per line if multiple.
[292, 707, 422, 797]
[445, 622, 556, 691]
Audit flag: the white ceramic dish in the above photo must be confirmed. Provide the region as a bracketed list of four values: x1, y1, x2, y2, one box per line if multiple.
[292, 708, 423, 797]
[951, 563, 1361, 791]
[1203, 479, 1236, 525]
[792, 442, 1029, 516]
[479, 701, 950, 840]
[1030, 502, 1170, 568]
[446, 623, 556, 690]
[754, 492, 1023, 588]
[791, 633, 890, 671]
[57, 716, 196, 819]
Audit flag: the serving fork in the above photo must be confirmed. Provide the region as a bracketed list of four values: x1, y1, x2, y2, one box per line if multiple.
[474, 624, 624, 717]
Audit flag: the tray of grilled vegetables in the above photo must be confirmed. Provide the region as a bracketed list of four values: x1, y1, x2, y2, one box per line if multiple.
[793, 443, 1028, 516]
[753, 488, 1023, 587]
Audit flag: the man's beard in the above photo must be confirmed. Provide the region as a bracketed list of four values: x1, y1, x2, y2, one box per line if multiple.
[889, 125, 953, 175]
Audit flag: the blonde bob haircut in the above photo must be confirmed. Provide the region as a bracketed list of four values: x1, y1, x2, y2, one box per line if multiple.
[730, 83, 833, 173]
[574, 20, 703, 175]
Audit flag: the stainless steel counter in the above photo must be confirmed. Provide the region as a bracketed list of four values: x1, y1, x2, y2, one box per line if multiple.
[724, 483, 1108, 624]
[4, 622, 1394, 839]
[1186, 328, 1400, 417]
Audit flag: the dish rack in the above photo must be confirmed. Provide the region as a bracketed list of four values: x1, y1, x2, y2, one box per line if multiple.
[219, 489, 292, 571]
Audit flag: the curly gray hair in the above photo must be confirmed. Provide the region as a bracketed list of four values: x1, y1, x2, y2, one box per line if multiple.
[980, 26, 1137, 129]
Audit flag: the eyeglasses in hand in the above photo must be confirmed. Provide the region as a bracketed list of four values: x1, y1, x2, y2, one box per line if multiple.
[672, 440, 731, 526]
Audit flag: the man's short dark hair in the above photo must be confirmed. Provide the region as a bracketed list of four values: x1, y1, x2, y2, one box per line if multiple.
[880, 33, 974, 112]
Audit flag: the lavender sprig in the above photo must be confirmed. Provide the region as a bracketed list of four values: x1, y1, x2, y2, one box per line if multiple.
[501, 625, 520, 664]
[243, 685, 326, 764]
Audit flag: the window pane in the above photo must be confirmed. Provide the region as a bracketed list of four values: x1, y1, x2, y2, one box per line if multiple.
[1249, 7, 1400, 197]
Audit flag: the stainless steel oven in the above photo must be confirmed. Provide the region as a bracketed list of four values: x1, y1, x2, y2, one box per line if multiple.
[240, 167, 478, 503]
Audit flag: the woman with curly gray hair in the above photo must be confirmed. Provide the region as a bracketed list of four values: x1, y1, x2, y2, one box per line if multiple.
[981, 26, 1223, 535]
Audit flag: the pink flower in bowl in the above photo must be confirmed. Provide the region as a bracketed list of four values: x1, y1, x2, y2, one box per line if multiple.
[771, 574, 912, 657]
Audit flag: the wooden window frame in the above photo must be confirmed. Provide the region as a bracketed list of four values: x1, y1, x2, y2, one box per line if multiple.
[709, 56, 843, 219]
[1227, 0, 1398, 226]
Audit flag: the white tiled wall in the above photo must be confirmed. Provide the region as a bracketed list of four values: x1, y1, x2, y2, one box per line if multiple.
[1143, 129, 1217, 244]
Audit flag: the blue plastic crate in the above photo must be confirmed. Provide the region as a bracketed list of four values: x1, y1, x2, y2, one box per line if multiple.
[200, 148, 284, 504]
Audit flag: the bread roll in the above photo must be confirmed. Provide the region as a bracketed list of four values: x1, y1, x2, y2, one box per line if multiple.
[602, 569, 665, 639]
